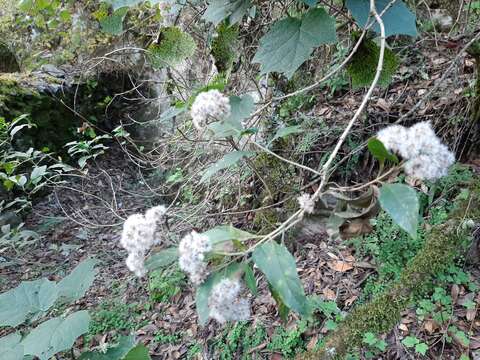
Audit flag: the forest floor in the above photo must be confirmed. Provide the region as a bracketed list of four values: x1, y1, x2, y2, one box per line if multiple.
[1, 37, 480, 359]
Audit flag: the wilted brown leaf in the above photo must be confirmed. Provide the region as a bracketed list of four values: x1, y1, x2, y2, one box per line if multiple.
[328, 261, 354, 272]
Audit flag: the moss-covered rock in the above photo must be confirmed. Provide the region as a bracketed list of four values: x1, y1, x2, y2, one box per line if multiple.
[300, 181, 480, 359]
[211, 23, 239, 74]
[0, 42, 19, 72]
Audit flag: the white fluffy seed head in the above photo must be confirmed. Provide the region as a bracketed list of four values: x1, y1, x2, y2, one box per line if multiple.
[178, 231, 212, 285]
[120, 213, 155, 253]
[120, 205, 168, 277]
[376, 121, 455, 181]
[297, 193, 315, 214]
[208, 278, 250, 324]
[126, 252, 146, 277]
[190, 90, 231, 130]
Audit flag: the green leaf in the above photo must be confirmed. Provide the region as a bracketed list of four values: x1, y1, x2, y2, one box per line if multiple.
[57, 258, 98, 303]
[302, 0, 317, 6]
[362, 332, 378, 346]
[201, 224, 255, 245]
[208, 95, 254, 138]
[367, 137, 398, 164]
[0, 333, 23, 360]
[325, 319, 337, 331]
[99, 7, 128, 35]
[200, 151, 255, 183]
[78, 336, 136, 360]
[203, 0, 251, 25]
[123, 344, 151, 360]
[30, 165, 47, 185]
[252, 241, 308, 316]
[107, 0, 160, 10]
[228, 94, 255, 124]
[147, 27, 196, 68]
[253, 8, 336, 78]
[269, 284, 290, 321]
[22, 311, 90, 360]
[270, 125, 304, 143]
[346, 0, 417, 37]
[379, 184, 419, 238]
[0, 278, 58, 327]
[243, 263, 258, 295]
[196, 262, 244, 325]
[144, 247, 179, 271]
[415, 342, 428, 355]
[401, 336, 419, 348]
[346, 38, 399, 89]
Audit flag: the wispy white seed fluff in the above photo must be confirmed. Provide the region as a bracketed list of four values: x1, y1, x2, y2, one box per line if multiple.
[376, 121, 455, 180]
[178, 231, 212, 285]
[208, 278, 250, 323]
[190, 90, 231, 130]
[120, 205, 167, 277]
[297, 193, 315, 214]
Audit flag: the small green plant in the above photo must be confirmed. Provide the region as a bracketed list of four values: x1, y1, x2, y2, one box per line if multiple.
[88, 301, 144, 338]
[154, 330, 182, 345]
[148, 266, 186, 303]
[401, 336, 429, 356]
[362, 332, 387, 358]
[267, 320, 308, 358]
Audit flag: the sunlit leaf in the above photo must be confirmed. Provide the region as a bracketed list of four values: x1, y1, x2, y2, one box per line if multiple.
[379, 183, 419, 238]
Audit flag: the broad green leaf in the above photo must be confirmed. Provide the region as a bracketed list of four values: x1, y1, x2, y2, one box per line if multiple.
[0, 333, 23, 360]
[228, 94, 255, 124]
[0, 278, 58, 327]
[147, 27, 196, 68]
[208, 95, 254, 138]
[379, 184, 419, 239]
[123, 344, 151, 360]
[252, 241, 308, 316]
[144, 247, 179, 271]
[203, 0, 251, 25]
[253, 8, 336, 78]
[269, 284, 290, 321]
[345, 0, 417, 37]
[270, 125, 304, 143]
[200, 151, 255, 183]
[107, 0, 160, 10]
[78, 336, 135, 360]
[196, 262, 244, 325]
[99, 7, 128, 35]
[243, 263, 257, 296]
[346, 38, 399, 88]
[57, 258, 98, 303]
[367, 138, 398, 164]
[201, 224, 255, 245]
[22, 311, 90, 360]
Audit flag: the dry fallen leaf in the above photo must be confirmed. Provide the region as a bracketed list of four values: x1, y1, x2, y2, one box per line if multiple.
[328, 261, 354, 272]
[424, 320, 438, 334]
[323, 288, 336, 300]
[345, 295, 358, 306]
[398, 323, 409, 332]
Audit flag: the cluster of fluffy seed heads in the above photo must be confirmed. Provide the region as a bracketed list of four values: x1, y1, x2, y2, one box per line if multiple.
[297, 193, 315, 214]
[377, 121, 455, 180]
[120, 205, 167, 277]
[178, 231, 212, 285]
[208, 278, 250, 323]
[190, 90, 231, 130]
